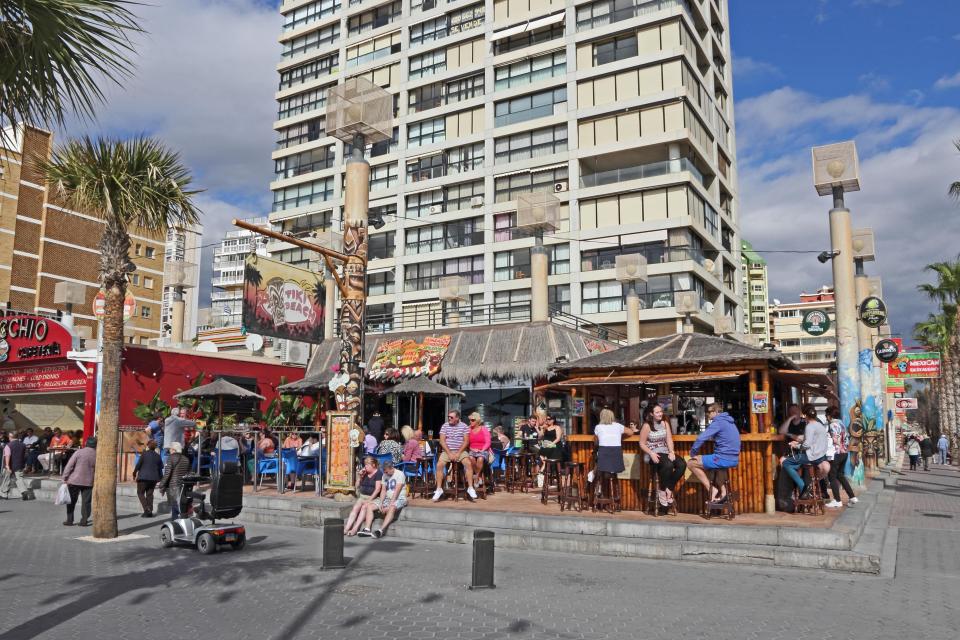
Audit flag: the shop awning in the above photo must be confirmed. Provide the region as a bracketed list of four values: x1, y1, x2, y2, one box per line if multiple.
[490, 12, 566, 41]
[540, 370, 748, 389]
[772, 370, 838, 403]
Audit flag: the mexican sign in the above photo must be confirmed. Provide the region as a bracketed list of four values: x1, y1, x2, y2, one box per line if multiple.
[0, 315, 73, 366]
[888, 352, 941, 379]
[368, 335, 452, 380]
[894, 398, 918, 410]
[0, 363, 86, 394]
[242, 254, 325, 343]
[859, 296, 887, 328]
[801, 309, 831, 336]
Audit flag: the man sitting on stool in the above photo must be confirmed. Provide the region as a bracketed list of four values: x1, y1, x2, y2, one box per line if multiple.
[781, 404, 830, 499]
[687, 403, 741, 504]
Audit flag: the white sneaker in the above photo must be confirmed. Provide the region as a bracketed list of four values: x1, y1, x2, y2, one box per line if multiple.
[466, 486, 478, 499]
[432, 488, 443, 502]
[849, 496, 858, 504]
[586, 471, 595, 483]
[825, 500, 843, 508]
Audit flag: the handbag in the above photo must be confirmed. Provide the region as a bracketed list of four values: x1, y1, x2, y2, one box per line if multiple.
[54, 483, 72, 505]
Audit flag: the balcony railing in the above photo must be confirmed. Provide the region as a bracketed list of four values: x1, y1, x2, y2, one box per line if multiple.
[580, 157, 704, 189]
[581, 246, 705, 271]
[576, 0, 692, 31]
[406, 230, 484, 254]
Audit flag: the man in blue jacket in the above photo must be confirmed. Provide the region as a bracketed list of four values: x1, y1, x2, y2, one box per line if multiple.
[687, 403, 741, 503]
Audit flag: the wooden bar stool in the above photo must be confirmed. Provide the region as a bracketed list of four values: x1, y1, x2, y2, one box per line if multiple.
[505, 452, 525, 493]
[560, 462, 587, 512]
[540, 459, 563, 505]
[592, 471, 621, 514]
[793, 464, 825, 516]
[645, 466, 677, 517]
[442, 460, 463, 501]
[705, 470, 738, 520]
[520, 452, 538, 492]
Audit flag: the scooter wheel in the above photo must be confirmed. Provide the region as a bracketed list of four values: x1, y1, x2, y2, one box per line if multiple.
[160, 527, 174, 549]
[230, 534, 245, 551]
[197, 532, 217, 555]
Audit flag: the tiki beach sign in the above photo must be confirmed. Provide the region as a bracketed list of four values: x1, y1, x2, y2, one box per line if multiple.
[242, 254, 325, 343]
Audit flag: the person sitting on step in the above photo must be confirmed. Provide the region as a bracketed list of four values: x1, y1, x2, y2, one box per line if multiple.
[363, 459, 407, 539]
[687, 403, 741, 504]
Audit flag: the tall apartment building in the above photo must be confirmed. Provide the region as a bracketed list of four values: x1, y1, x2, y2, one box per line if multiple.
[271, 0, 741, 337]
[740, 238, 769, 344]
[210, 217, 270, 329]
[159, 224, 204, 344]
[1, 125, 167, 344]
[769, 286, 837, 372]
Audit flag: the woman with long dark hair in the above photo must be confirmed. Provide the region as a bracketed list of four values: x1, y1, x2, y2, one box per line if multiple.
[638, 404, 686, 507]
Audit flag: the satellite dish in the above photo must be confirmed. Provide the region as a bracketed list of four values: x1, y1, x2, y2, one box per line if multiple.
[196, 341, 219, 353]
[245, 333, 264, 353]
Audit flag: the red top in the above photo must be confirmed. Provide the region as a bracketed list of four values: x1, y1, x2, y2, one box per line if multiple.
[468, 426, 491, 451]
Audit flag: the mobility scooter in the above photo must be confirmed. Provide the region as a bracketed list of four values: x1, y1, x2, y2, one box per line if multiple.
[159, 462, 246, 554]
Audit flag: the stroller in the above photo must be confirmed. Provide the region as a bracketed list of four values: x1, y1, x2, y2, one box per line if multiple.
[159, 462, 246, 554]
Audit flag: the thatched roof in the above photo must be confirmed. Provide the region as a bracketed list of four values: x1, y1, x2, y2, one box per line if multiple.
[390, 376, 464, 396]
[276, 370, 333, 395]
[174, 378, 265, 400]
[555, 333, 798, 372]
[303, 321, 618, 386]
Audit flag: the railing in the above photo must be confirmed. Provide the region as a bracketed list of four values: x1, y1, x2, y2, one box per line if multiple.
[406, 230, 484, 254]
[576, 0, 692, 31]
[580, 157, 704, 189]
[548, 307, 628, 344]
[581, 246, 706, 271]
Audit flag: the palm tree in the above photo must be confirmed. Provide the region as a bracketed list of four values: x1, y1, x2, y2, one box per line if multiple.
[913, 311, 954, 441]
[42, 136, 201, 538]
[918, 259, 960, 455]
[951, 140, 960, 201]
[0, 0, 141, 133]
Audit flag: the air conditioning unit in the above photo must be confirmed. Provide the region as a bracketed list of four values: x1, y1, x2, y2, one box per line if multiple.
[429, 204, 443, 214]
[554, 181, 568, 193]
[281, 340, 310, 366]
[675, 291, 700, 314]
[470, 195, 484, 208]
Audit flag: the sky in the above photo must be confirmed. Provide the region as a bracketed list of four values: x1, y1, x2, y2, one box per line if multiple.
[59, 0, 960, 346]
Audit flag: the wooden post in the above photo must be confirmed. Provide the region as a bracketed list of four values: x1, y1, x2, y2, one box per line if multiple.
[582, 386, 590, 435]
[748, 369, 759, 433]
[759, 368, 771, 433]
[417, 392, 424, 432]
[764, 440, 775, 513]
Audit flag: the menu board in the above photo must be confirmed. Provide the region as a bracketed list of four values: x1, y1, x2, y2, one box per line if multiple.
[325, 411, 356, 493]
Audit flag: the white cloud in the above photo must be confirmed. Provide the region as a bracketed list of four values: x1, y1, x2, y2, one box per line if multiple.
[858, 72, 891, 93]
[58, 0, 281, 306]
[934, 71, 960, 90]
[736, 88, 960, 342]
[732, 56, 781, 79]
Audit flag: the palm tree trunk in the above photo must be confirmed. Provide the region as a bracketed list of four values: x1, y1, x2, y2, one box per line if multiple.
[91, 223, 130, 538]
[950, 340, 960, 461]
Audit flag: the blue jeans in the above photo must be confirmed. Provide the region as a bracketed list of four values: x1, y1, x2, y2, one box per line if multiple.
[782, 453, 813, 490]
[939, 449, 948, 465]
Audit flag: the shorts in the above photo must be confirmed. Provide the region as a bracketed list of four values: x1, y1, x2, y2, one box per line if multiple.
[378, 495, 407, 511]
[469, 449, 493, 462]
[700, 454, 739, 470]
[438, 450, 470, 466]
[356, 493, 375, 504]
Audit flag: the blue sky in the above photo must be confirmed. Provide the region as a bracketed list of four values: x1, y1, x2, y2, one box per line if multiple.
[61, 0, 960, 345]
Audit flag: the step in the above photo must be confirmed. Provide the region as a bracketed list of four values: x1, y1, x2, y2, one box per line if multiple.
[387, 520, 882, 574]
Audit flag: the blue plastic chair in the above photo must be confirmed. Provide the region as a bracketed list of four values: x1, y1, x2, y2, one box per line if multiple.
[256, 456, 279, 489]
[373, 452, 394, 468]
[209, 448, 239, 473]
[280, 448, 301, 487]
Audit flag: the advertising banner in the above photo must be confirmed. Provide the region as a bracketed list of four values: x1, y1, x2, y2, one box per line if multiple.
[751, 391, 769, 414]
[0, 363, 86, 394]
[325, 411, 356, 493]
[887, 352, 941, 379]
[242, 254, 325, 343]
[0, 315, 74, 366]
[368, 335, 452, 380]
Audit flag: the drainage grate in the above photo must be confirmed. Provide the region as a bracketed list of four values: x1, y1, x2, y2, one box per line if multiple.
[921, 512, 954, 519]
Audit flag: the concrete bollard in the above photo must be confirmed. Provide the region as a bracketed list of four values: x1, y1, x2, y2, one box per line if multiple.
[322, 518, 347, 569]
[470, 529, 495, 589]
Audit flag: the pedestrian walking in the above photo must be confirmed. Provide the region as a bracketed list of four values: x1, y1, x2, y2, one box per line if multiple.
[906, 435, 921, 470]
[158, 442, 191, 519]
[937, 433, 949, 465]
[133, 440, 164, 517]
[61, 437, 96, 526]
[1, 431, 28, 500]
[825, 406, 857, 507]
[163, 407, 195, 452]
[919, 436, 934, 471]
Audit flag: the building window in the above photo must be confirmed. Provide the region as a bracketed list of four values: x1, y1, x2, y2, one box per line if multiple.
[134, 243, 142, 256]
[278, 53, 339, 90]
[346, 32, 401, 68]
[145, 247, 155, 259]
[143, 277, 154, 289]
[274, 145, 335, 179]
[345, 126, 398, 158]
[282, 22, 340, 59]
[410, 15, 448, 46]
[576, 0, 682, 30]
[368, 231, 396, 260]
[494, 22, 564, 56]
[369, 162, 399, 191]
[494, 165, 568, 203]
[592, 33, 638, 66]
[444, 180, 483, 211]
[494, 124, 567, 163]
[405, 189, 443, 218]
[549, 244, 570, 275]
[493, 289, 531, 321]
[272, 177, 334, 212]
[549, 284, 571, 313]
[277, 84, 333, 120]
[348, 1, 401, 37]
[405, 256, 483, 291]
[276, 117, 325, 149]
[405, 217, 483, 254]
[367, 270, 395, 295]
[494, 87, 567, 127]
[493, 212, 516, 242]
[140, 306, 151, 319]
[494, 248, 531, 281]
[445, 73, 485, 106]
[131, 274, 140, 286]
[409, 48, 446, 80]
[407, 116, 445, 148]
[282, 0, 340, 33]
[581, 280, 623, 314]
[494, 50, 565, 91]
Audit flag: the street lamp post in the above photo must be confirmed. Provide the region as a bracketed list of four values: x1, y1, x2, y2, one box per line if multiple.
[517, 192, 560, 323]
[615, 254, 648, 345]
[812, 142, 862, 433]
[851, 228, 886, 467]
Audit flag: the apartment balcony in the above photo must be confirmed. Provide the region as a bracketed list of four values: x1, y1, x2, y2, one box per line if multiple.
[212, 275, 244, 288]
[580, 156, 705, 189]
[575, 0, 693, 32]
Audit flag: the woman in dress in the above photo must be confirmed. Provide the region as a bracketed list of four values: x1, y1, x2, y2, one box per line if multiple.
[638, 404, 686, 507]
[539, 414, 564, 473]
[466, 412, 492, 490]
[375, 428, 404, 464]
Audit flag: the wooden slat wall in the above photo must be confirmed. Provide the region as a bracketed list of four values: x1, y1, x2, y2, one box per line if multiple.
[568, 434, 784, 514]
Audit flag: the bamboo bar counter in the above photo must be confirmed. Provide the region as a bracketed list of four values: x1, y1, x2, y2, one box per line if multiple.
[539, 333, 837, 515]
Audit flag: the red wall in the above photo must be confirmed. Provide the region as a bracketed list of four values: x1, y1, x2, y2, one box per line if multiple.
[118, 346, 306, 426]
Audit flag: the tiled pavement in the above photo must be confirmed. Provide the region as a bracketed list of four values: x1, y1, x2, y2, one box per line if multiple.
[0, 463, 957, 640]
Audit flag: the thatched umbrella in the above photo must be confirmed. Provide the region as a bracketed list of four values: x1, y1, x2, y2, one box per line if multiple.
[277, 371, 334, 430]
[389, 376, 464, 432]
[174, 378, 265, 472]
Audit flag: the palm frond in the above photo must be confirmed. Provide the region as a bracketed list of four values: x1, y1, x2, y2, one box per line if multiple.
[0, 0, 142, 130]
[952, 140, 960, 200]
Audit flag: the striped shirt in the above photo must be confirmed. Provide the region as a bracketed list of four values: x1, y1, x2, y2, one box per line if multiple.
[441, 421, 469, 451]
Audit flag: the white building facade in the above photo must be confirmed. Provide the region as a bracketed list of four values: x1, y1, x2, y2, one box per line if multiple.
[270, 0, 742, 337]
[161, 224, 203, 344]
[210, 217, 270, 329]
